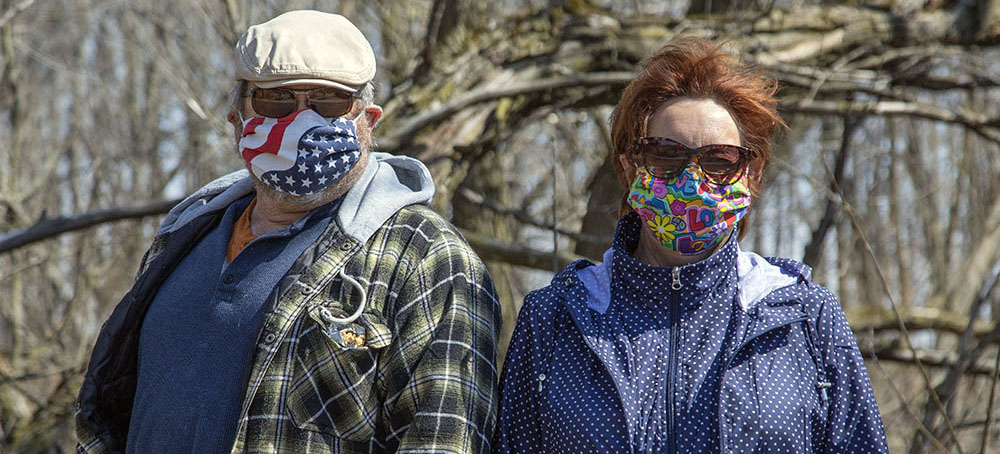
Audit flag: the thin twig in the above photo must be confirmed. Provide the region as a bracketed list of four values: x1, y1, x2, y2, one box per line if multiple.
[980, 347, 1000, 454]
[868, 328, 951, 454]
[802, 45, 872, 105]
[456, 188, 606, 246]
[834, 172, 965, 453]
[551, 135, 559, 273]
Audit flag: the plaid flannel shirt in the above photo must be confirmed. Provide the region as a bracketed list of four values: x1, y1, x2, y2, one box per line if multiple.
[77, 204, 500, 453]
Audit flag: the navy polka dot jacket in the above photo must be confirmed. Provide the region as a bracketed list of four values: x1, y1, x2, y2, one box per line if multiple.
[496, 214, 888, 453]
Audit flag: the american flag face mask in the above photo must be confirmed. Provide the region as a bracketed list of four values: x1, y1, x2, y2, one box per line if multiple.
[239, 108, 362, 196]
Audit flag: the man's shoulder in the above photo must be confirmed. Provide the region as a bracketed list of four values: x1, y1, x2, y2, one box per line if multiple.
[337, 203, 484, 278]
[384, 204, 472, 247]
[390, 203, 451, 227]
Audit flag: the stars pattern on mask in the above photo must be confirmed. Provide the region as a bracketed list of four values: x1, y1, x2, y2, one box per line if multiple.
[261, 117, 361, 196]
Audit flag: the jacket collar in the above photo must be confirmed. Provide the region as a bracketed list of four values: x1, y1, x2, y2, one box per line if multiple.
[552, 242, 813, 368]
[610, 213, 740, 312]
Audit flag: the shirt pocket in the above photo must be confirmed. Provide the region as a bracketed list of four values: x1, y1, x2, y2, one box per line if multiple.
[286, 303, 393, 442]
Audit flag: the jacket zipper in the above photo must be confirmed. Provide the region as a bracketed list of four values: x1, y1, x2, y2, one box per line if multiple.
[667, 267, 681, 453]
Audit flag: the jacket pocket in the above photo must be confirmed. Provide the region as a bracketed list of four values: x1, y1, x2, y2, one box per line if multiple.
[286, 304, 393, 441]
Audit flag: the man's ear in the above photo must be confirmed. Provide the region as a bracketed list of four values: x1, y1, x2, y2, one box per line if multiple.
[362, 106, 383, 129]
[226, 109, 240, 128]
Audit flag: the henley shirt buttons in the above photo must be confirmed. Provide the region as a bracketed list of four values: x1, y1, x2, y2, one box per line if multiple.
[263, 332, 277, 344]
[223, 274, 235, 284]
[339, 241, 353, 252]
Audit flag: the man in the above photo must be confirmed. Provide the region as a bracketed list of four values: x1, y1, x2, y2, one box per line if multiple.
[76, 10, 500, 454]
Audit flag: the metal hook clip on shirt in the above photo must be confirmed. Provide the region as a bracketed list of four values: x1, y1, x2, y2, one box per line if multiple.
[317, 269, 369, 348]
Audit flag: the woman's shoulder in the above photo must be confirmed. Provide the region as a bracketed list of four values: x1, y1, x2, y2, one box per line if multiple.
[745, 253, 840, 314]
[758, 256, 867, 356]
[520, 258, 598, 325]
[748, 255, 859, 350]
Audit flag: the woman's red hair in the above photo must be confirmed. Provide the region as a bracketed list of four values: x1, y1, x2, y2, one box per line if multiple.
[610, 37, 784, 239]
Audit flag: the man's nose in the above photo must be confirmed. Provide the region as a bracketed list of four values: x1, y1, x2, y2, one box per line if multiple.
[294, 93, 310, 111]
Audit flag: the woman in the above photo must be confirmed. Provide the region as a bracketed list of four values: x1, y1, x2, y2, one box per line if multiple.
[495, 38, 888, 454]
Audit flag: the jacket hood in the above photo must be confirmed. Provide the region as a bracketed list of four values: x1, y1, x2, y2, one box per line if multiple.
[157, 152, 434, 243]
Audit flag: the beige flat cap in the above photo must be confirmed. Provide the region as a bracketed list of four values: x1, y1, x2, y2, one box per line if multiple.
[235, 10, 376, 93]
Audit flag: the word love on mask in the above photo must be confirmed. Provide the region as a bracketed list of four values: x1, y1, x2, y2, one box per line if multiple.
[627, 166, 751, 255]
[239, 109, 361, 196]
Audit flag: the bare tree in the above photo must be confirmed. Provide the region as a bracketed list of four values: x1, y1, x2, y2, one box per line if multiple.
[3, 0, 1000, 451]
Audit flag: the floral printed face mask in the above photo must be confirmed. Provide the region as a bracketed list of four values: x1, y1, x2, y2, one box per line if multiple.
[626, 165, 751, 255]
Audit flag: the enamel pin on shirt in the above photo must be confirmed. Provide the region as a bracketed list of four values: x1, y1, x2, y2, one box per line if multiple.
[334, 324, 367, 349]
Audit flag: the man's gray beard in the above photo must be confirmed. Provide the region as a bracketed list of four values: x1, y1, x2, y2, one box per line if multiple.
[250, 175, 330, 206]
[248, 150, 369, 209]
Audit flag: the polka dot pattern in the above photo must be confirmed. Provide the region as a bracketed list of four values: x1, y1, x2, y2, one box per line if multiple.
[496, 213, 888, 453]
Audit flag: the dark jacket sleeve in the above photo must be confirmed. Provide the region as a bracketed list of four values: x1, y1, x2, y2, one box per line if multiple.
[495, 293, 544, 453]
[75, 411, 108, 454]
[813, 287, 889, 453]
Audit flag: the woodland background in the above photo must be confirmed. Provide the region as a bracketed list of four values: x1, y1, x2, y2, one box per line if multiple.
[1, 0, 1000, 452]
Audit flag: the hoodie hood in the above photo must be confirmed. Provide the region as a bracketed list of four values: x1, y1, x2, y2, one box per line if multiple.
[158, 152, 434, 244]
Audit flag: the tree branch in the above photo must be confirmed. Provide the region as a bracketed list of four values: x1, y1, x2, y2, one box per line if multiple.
[0, 199, 181, 253]
[865, 347, 1000, 377]
[456, 188, 606, 247]
[380, 72, 633, 152]
[382, 67, 1000, 157]
[847, 307, 995, 339]
[461, 229, 586, 271]
[0, 197, 587, 272]
[784, 98, 1000, 145]
[802, 117, 855, 267]
[0, 0, 36, 29]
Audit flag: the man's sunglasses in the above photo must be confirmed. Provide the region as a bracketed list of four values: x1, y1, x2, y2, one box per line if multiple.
[633, 137, 752, 185]
[244, 86, 355, 118]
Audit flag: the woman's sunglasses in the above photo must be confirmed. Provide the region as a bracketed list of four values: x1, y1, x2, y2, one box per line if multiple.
[633, 137, 752, 185]
[245, 86, 355, 118]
